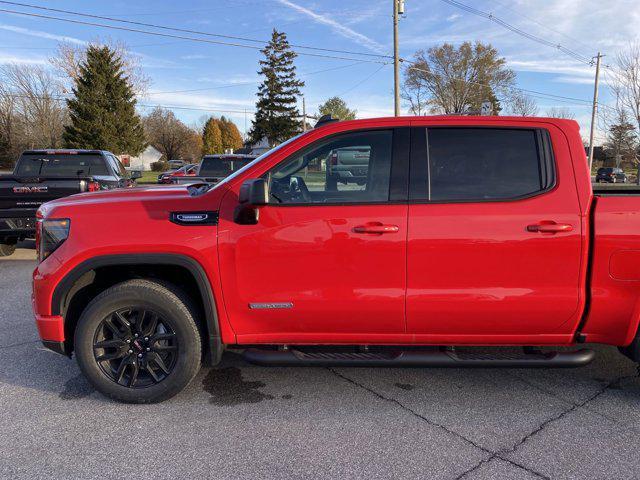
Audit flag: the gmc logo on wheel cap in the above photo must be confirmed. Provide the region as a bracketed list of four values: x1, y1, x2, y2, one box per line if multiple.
[13, 186, 48, 193]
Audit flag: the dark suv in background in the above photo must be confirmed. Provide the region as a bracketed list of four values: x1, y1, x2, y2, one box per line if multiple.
[0, 149, 140, 256]
[596, 167, 627, 183]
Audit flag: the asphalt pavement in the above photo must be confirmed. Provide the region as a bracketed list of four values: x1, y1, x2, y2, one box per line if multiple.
[2, 244, 640, 479]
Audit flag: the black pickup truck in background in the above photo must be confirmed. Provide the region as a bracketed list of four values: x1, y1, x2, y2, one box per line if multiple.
[170, 154, 257, 185]
[0, 149, 140, 257]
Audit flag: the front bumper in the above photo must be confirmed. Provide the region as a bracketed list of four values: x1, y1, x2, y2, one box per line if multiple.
[0, 214, 37, 242]
[34, 314, 67, 355]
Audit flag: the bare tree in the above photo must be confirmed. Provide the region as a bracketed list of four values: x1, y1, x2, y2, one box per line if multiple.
[505, 91, 539, 116]
[545, 107, 576, 120]
[143, 107, 201, 161]
[402, 42, 515, 115]
[609, 42, 640, 135]
[401, 71, 428, 115]
[50, 40, 150, 96]
[0, 64, 67, 167]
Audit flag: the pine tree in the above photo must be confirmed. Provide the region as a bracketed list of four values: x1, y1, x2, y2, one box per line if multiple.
[202, 117, 223, 154]
[219, 116, 244, 152]
[249, 30, 304, 146]
[63, 45, 145, 155]
[605, 109, 639, 165]
[318, 97, 357, 120]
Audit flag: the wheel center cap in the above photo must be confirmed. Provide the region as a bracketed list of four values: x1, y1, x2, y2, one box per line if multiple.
[133, 339, 144, 351]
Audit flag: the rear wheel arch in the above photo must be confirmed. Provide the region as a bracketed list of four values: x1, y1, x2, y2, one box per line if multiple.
[53, 254, 223, 364]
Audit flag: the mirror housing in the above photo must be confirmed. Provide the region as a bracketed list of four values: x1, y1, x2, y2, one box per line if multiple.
[238, 178, 268, 206]
[130, 170, 142, 180]
[234, 178, 268, 224]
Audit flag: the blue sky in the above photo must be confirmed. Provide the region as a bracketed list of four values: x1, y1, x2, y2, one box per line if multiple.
[1, 0, 639, 141]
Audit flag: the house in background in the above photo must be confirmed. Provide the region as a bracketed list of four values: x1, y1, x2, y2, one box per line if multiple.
[119, 145, 162, 171]
[236, 137, 271, 156]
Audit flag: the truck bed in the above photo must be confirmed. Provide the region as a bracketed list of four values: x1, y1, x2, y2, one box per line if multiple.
[592, 183, 640, 195]
[580, 194, 640, 345]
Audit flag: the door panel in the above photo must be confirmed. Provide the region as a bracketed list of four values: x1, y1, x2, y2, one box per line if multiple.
[218, 203, 408, 337]
[406, 126, 583, 336]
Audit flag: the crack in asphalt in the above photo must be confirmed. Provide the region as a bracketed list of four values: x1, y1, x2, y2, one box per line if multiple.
[500, 367, 640, 456]
[327, 366, 640, 480]
[328, 368, 551, 478]
[459, 367, 640, 479]
[327, 367, 493, 455]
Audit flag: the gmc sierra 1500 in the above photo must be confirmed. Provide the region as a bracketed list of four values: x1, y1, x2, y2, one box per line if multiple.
[31, 115, 640, 403]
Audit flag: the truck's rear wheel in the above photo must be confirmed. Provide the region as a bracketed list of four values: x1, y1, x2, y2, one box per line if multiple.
[74, 279, 202, 403]
[0, 243, 16, 257]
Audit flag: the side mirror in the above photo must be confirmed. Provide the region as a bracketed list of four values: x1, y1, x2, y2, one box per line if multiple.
[234, 178, 268, 224]
[130, 170, 142, 180]
[238, 178, 268, 206]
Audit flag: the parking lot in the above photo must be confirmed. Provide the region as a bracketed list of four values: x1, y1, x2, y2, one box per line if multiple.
[1, 244, 640, 479]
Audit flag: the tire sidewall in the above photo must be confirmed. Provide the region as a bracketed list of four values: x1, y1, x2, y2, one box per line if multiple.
[75, 284, 201, 403]
[0, 243, 16, 257]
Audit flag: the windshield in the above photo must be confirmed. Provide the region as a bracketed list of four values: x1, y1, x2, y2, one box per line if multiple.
[16, 154, 108, 177]
[213, 133, 306, 189]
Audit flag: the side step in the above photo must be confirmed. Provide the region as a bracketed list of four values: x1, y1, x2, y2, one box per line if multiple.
[242, 348, 595, 368]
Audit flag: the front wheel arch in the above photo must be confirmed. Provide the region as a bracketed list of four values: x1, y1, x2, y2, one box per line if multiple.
[54, 254, 223, 365]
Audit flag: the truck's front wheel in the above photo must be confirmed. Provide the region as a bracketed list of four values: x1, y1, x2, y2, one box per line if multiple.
[0, 243, 16, 257]
[74, 279, 202, 403]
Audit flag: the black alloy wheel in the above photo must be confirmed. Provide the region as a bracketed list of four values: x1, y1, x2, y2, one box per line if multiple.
[93, 308, 178, 388]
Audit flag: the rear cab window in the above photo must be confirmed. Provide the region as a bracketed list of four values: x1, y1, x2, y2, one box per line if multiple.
[412, 127, 555, 202]
[15, 153, 109, 177]
[200, 156, 253, 177]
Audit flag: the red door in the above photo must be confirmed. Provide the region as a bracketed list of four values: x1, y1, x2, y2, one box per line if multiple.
[217, 128, 409, 344]
[406, 125, 584, 341]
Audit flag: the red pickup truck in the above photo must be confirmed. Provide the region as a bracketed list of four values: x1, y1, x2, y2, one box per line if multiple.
[32, 115, 640, 403]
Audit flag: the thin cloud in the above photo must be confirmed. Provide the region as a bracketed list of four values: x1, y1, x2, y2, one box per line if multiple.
[275, 0, 387, 54]
[0, 23, 86, 45]
[0, 53, 48, 65]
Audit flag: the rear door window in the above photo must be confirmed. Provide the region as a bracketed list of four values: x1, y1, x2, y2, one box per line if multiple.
[423, 128, 550, 201]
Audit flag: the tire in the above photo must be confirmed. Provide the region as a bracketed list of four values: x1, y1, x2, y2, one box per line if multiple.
[74, 279, 202, 403]
[0, 243, 16, 257]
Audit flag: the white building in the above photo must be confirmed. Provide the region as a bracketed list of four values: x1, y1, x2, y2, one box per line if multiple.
[119, 145, 162, 171]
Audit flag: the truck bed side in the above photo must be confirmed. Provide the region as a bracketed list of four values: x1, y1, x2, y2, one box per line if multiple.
[581, 194, 640, 345]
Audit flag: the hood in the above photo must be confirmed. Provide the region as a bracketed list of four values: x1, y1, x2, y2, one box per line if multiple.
[38, 183, 224, 219]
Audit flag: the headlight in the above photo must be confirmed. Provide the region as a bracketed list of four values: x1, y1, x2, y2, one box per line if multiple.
[37, 218, 70, 262]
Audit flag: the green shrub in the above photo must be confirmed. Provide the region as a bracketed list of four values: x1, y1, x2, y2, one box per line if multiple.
[151, 160, 169, 172]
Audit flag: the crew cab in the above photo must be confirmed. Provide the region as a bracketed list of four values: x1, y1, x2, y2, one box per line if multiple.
[0, 149, 139, 256]
[31, 115, 640, 403]
[170, 154, 256, 185]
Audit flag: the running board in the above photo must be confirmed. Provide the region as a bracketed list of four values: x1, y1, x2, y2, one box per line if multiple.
[242, 348, 595, 368]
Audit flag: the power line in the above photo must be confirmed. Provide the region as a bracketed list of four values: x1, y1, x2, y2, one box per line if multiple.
[401, 61, 617, 111]
[337, 64, 389, 97]
[487, 0, 592, 52]
[6, 92, 255, 115]
[439, 0, 595, 66]
[0, 1, 393, 61]
[148, 61, 372, 96]
[0, 7, 390, 64]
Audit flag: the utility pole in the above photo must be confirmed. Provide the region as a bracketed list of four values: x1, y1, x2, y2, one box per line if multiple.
[302, 96, 307, 132]
[393, 0, 404, 116]
[243, 109, 247, 140]
[588, 52, 603, 174]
